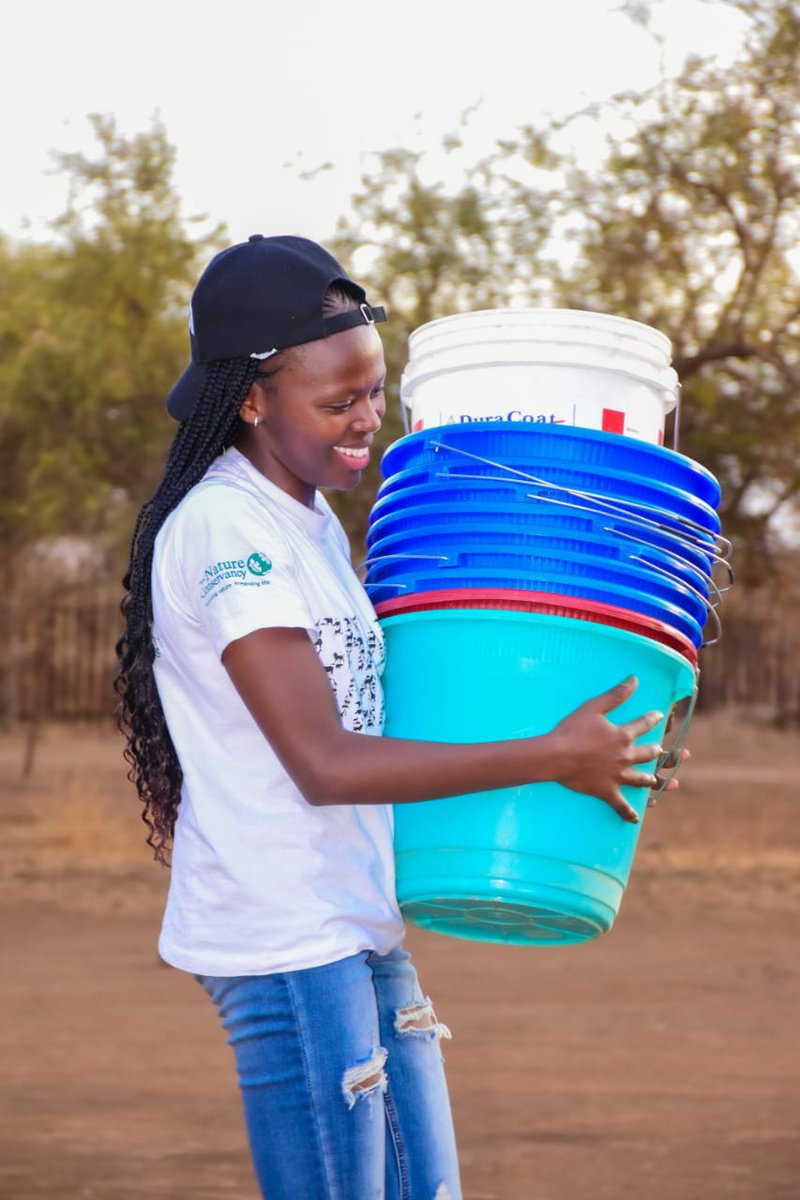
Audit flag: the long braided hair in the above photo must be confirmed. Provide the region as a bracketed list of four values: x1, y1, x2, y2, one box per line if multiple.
[114, 358, 261, 863]
[115, 284, 361, 864]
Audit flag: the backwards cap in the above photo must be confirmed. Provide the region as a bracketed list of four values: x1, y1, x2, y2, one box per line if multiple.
[167, 234, 386, 421]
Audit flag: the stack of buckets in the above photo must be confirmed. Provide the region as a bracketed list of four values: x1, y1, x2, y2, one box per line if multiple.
[365, 309, 731, 946]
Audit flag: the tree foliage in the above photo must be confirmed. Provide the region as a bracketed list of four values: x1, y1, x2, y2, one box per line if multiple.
[547, 0, 800, 579]
[331, 0, 800, 578]
[2, 4, 800, 585]
[0, 115, 222, 565]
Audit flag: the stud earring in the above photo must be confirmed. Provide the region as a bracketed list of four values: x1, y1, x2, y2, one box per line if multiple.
[253, 416, 259, 429]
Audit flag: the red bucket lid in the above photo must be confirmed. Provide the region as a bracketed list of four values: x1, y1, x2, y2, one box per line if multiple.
[374, 587, 698, 666]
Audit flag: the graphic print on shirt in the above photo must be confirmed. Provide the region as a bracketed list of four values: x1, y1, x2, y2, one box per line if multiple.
[312, 617, 384, 733]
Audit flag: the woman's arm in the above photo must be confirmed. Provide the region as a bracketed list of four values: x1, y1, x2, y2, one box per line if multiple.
[222, 627, 665, 823]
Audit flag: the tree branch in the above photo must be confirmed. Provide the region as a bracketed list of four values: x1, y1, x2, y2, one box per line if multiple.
[674, 342, 760, 378]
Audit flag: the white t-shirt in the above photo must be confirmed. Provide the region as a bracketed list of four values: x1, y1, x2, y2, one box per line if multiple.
[151, 446, 404, 976]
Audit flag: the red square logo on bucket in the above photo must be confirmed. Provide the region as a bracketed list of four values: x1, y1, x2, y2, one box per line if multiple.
[602, 408, 625, 434]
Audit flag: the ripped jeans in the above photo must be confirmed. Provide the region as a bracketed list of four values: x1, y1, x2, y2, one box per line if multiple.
[197, 946, 462, 1200]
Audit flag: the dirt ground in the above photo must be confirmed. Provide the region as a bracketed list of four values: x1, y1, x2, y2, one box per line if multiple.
[0, 711, 798, 1200]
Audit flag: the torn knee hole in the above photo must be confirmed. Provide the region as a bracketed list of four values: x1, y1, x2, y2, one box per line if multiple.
[351, 1070, 383, 1093]
[341, 1047, 388, 1109]
[394, 999, 452, 1040]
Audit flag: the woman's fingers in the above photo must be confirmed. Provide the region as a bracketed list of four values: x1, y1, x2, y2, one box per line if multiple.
[658, 746, 691, 769]
[620, 769, 661, 790]
[583, 675, 639, 714]
[646, 747, 692, 806]
[630, 740, 663, 765]
[554, 689, 690, 826]
[620, 710, 664, 741]
[603, 788, 640, 824]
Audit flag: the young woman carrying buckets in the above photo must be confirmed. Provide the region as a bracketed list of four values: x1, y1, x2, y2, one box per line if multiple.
[115, 234, 681, 1199]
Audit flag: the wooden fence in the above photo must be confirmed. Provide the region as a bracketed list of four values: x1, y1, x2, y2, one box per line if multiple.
[694, 587, 800, 724]
[1, 585, 123, 724]
[1, 580, 799, 726]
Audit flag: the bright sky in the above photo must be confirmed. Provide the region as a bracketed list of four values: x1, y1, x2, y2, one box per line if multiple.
[3, 0, 749, 248]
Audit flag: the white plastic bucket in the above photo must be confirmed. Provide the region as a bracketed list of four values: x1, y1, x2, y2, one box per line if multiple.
[400, 309, 680, 445]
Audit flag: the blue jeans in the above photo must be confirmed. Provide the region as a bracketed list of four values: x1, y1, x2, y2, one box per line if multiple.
[197, 946, 462, 1199]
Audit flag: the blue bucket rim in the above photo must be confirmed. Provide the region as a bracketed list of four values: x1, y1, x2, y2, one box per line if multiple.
[365, 515, 714, 569]
[376, 458, 720, 522]
[365, 553, 709, 626]
[381, 420, 719, 498]
[367, 571, 705, 648]
[371, 474, 721, 534]
[366, 519, 709, 562]
[365, 502, 718, 561]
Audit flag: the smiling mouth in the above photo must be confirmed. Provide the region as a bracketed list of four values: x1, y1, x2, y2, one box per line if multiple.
[334, 445, 370, 462]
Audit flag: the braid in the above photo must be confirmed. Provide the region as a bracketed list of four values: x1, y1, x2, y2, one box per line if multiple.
[114, 357, 259, 864]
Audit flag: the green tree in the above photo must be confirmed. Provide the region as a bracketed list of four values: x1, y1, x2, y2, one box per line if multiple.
[0, 235, 61, 555]
[0, 114, 223, 565]
[331, 0, 800, 578]
[540, 0, 800, 580]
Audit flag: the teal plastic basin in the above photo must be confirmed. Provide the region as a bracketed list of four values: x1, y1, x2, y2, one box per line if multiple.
[381, 609, 696, 946]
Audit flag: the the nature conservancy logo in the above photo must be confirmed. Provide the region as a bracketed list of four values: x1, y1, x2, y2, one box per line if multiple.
[246, 551, 271, 576]
[199, 551, 273, 603]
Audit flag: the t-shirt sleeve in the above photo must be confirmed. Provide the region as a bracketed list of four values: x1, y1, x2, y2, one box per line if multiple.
[171, 487, 315, 658]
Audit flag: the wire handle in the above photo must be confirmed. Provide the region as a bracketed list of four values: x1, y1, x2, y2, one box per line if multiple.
[427, 438, 731, 558]
[650, 676, 699, 800]
[356, 552, 449, 574]
[627, 555, 721, 646]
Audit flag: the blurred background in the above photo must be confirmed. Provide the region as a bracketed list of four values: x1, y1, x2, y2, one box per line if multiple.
[1, 2, 799, 1197]
[1, 0, 799, 738]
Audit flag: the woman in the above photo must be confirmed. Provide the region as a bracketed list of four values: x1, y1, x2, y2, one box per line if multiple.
[116, 234, 669, 1200]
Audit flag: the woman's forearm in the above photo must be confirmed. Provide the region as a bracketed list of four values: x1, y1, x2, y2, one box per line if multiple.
[223, 627, 660, 823]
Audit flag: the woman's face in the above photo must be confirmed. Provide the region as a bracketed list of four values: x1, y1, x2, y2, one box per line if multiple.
[239, 324, 387, 507]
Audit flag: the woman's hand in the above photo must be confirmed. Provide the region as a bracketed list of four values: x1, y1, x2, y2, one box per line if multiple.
[548, 676, 664, 823]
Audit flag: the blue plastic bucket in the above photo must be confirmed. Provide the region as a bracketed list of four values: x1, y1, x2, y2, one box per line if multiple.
[365, 523, 712, 597]
[367, 506, 718, 589]
[366, 501, 717, 576]
[367, 569, 705, 645]
[371, 474, 720, 541]
[376, 460, 721, 534]
[366, 547, 709, 630]
[381, 421, 720, 508]
[381, 609, 697, 945]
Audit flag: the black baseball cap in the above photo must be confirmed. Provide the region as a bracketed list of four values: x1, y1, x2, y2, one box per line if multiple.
[166, 234, 387, 421]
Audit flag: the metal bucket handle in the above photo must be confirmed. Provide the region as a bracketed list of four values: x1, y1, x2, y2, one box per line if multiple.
[367, 502, 720, 590]
[614, 528, 713, 591]
[429, 439, 727, 554]
[649, 673, 699, 803]
[363, 579, 413, 594]
[629, 555, 722, 647]
[603, 525, 733, 592]
[432, 462, 729, 559]
[357, 552, 448, 574]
